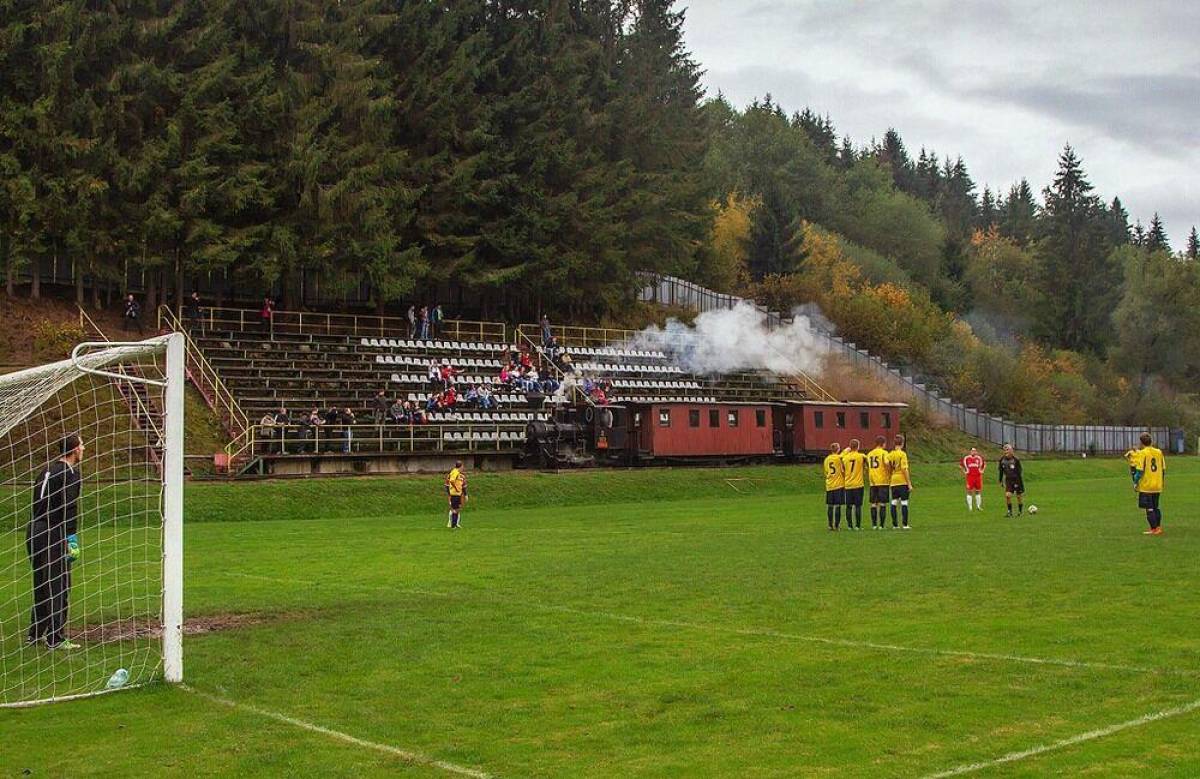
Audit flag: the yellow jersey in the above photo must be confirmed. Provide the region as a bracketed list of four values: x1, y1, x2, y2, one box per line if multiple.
[823, 453, 845, 491]
[887, 449, 910, 487]
[1135, 447, 1165, 493]
[866, 447, 890, 486]
[840, 451, 867, 489]
[445, 467, 467, 497]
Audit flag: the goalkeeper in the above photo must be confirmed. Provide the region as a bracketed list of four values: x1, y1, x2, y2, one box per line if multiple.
[27, 433, 85, 650]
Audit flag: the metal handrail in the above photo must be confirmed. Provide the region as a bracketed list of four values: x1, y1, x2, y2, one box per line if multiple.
[518, 322, 639, 349]
[188, 306, 506, 343]
[158, 306, 250, 440]
[241, 421, 528, 456]
[515, 325, 589, 407]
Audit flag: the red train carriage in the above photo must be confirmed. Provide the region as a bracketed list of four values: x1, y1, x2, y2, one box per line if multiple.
[776, 401, 906, 458]
[633, 401, 777, 459]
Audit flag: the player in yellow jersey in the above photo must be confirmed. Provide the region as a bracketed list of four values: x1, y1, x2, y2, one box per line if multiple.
[1122, 445, 1141, 486]
[840, 439, 868, 530]
[444, 460, 468, 529]
[865, 435, 891, 530]
[1132, 433, 1165, 535]
[886, 434, 912, 529]
[823, 442, 846, 531]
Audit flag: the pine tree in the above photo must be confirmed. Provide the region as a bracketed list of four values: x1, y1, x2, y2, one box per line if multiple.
[1106, 196, 1131, 246]
[1187, 227, 1199, 261]
[977, 187, 997, 230]
[1034, 145, 1119, 353]
[1145, 212, 1170, 253]
[999, 179, 1037, 245]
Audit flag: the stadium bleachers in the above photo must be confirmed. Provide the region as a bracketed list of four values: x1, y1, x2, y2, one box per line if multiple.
[182, 314, 817, 466]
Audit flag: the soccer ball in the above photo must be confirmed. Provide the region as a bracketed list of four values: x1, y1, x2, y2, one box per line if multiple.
[1027, 505, 1039, 515]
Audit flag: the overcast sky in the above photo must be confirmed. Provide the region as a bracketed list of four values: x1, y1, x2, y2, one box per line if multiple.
[679, 0, 1199, 248]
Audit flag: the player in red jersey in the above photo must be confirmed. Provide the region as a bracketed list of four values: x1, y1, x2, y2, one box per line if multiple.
[960, 447, 985, 511]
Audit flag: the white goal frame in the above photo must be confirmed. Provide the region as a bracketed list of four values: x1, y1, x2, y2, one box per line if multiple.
[69, 334, 185, 686]
[0, 332, 184, 707]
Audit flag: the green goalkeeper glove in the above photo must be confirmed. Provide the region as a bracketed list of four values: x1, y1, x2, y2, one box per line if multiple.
[66, 534, 80, 563]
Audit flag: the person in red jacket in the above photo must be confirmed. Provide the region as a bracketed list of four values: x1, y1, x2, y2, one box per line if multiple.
[960, 447, 985, 512]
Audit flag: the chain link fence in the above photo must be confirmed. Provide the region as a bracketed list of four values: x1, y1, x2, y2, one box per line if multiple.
[637, 273, 1173, 454]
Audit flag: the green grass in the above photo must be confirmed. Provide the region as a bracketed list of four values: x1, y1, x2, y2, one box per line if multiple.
[4, 458, 1199, 777]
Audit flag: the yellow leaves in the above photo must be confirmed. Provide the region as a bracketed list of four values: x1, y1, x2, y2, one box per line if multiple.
[702, 191, 758, 292]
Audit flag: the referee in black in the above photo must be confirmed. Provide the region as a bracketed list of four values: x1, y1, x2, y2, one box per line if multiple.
[27, 433, 85, 650]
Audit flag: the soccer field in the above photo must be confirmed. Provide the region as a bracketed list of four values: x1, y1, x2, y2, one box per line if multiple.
[4, 458, 1199, 777]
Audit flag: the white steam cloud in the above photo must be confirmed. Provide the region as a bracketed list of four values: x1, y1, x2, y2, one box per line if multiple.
[628, 302, 828, 377]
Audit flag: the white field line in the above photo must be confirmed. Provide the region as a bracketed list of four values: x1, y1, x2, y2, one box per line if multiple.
[181, 684, 492, 779]
[226, 572, 1199, 679]
[922, 696, 1200, 778]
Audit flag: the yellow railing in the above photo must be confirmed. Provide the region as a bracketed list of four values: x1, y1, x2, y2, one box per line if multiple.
[180, 306, 507, 343]
[232, 422, 528, 461]
[518, 322, 639, 349]
[158, 306, 250, 441]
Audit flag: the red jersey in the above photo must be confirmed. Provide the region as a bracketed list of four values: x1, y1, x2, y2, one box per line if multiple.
[961, 453, 985, 475]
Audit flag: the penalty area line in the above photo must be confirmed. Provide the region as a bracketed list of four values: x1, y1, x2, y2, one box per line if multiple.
[181, 684, 492, 779]
[921, 696, 1200, 778]
[225, 572, 1197, 679]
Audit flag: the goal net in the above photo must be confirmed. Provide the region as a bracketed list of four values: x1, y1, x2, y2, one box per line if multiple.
[0, 333, 183, 707]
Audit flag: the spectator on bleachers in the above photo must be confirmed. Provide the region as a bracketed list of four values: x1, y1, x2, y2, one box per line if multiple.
[464, 384, 480, 407]
[260, 296, 275, 335]
[323, 407, 340, 452]
[431, 304, 443, 337]
[339, 407, 355, 453]
[122, 294, 144, 335]
[519, 348, 533, 370]
[371, 390, 389, 425]
[389, 398, 406, 424]
[427, 360, 441, 387]
[540, 315, 552, 347]
[273, 406, 292, 453]
[478, 384, 496, 410]
[439, 361, 457, 389]
[499, 363, 515, 385]
[560, 352, 575, 373]
[300, 407, 323, 453]
[407, 304, 417, 338]
[444, 386, 458, 407]
[545, 336, 562, 365]
[184, 291, 203, 329]
[426, 393, 440, 414]
[408, 401, 426, 424]
[417, 306, 429, 339]
[259, 412, 277, 453]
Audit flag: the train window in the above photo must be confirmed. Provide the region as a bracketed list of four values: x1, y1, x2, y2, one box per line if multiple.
[632, 412, 641, 428]
[755, 409, 766, 427]
[658, 409, 671, 427]
[784, 412, 794, 429]
[709, 409, 720, 427]
[728, 409, 739, 427]
[689, 409, 700, 427]
[836, 412, 846, 429]
[860, 411, 870, 428]
[882, 411, 892, 429]
[814, 411, 824, 428]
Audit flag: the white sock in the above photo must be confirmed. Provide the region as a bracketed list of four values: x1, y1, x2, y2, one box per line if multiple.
[966, 495, 973, 510]
[974, 494, 983, 509]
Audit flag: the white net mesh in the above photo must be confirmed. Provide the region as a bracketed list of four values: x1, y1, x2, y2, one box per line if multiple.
[1, 336, 176, 706]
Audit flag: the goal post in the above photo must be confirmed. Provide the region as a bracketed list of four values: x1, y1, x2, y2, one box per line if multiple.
[0, 333, 184, 707]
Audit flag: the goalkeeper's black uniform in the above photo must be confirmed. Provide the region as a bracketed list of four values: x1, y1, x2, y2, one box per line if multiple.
[27, 461, 81, 647]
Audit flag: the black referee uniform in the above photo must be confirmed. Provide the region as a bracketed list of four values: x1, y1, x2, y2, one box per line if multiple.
[27, 460, 81, 647]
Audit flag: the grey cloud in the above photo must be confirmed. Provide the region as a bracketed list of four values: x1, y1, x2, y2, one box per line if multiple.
[965, 74, 1200, 154]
